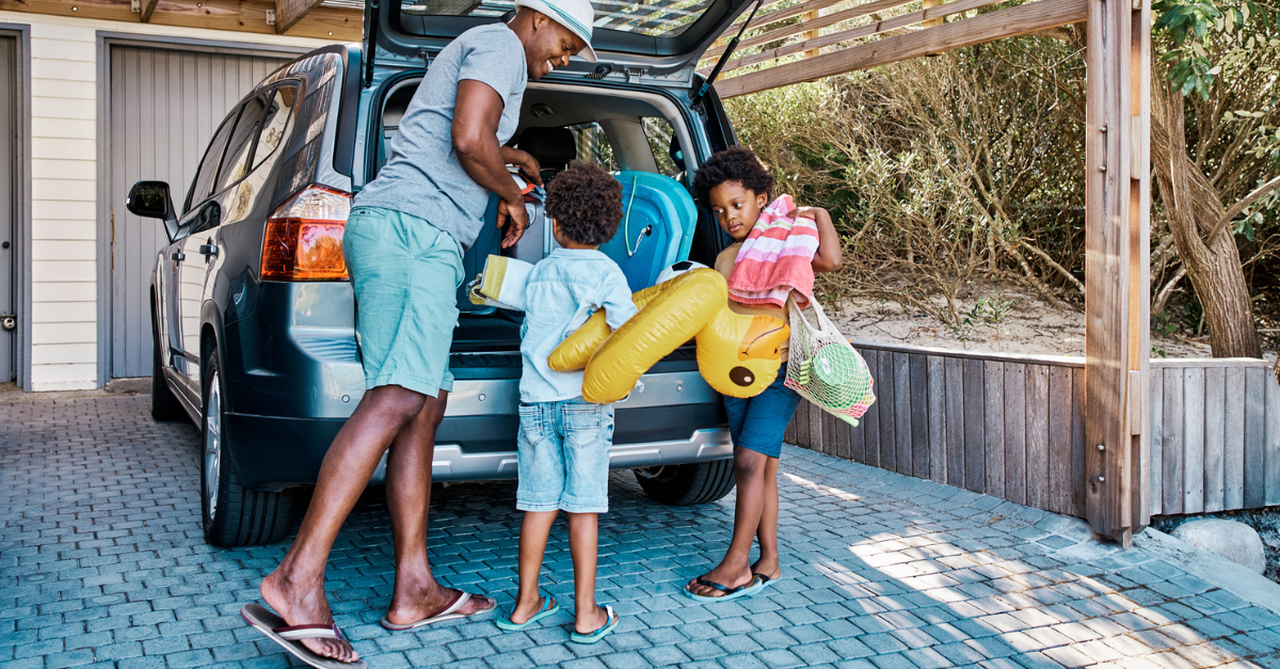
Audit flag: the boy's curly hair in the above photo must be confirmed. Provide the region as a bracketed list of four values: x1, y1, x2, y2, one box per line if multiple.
[692, 145, 774, 206]
[544, 162, 623, 247]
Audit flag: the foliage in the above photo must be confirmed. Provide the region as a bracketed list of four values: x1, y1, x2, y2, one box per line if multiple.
[726, 36, 1087, 328]
[1149, 0, 1280, 349]
[1154, 0, 1275, 99]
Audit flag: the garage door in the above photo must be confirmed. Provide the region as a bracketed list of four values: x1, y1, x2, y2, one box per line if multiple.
[0, 36, 16, 384]
[107, 44, 292, 379]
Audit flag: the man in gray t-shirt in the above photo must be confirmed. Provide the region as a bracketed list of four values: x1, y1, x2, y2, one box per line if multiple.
[254, 1, 598, 665]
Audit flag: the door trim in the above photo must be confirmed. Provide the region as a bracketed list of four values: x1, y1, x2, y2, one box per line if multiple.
[0, 25, 31, 390]
[95, 33, 311, 387]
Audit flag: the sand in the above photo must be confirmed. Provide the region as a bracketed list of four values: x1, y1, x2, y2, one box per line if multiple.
[823, 285, 1278, 365]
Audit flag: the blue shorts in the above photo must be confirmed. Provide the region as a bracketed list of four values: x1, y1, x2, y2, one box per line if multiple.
[724, 373, 802, 459]
[343, 206, 464, 398]
[516, 399, 614, 514]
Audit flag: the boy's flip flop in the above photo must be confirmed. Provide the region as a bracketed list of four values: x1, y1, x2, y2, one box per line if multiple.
[241, 603, 367, 669]
[569, 605, 619, 644]
[683, 575, 765, 602]
[494, 595, 560, 632]
[379, 590, 496, 631]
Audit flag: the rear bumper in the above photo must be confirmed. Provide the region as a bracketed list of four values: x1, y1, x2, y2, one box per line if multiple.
[223, 373, 730, 489]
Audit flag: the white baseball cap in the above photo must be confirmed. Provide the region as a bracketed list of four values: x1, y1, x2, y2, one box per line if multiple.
[515, 0, 598, 63]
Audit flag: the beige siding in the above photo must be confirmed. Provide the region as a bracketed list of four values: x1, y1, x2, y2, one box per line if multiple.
[0, 10, 330, 390]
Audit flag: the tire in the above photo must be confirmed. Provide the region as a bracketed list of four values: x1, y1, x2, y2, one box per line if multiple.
[150, 316, 185, 422]
[634, 459, 737, 505]
[201, 350, 295, 547]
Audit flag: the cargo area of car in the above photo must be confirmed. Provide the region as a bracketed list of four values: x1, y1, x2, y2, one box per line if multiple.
[374, 78, 715, 357]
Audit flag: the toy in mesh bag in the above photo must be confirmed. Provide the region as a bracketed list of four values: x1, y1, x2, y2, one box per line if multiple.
[783, 296, 875, 425]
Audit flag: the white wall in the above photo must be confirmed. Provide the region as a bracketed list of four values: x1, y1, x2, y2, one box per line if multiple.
[0, 10, 332, 391]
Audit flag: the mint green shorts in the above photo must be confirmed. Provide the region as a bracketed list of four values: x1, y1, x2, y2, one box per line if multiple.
[344, 206, 464, 398]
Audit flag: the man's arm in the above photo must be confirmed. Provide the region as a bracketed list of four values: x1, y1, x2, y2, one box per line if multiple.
[453, 79, 527, 248]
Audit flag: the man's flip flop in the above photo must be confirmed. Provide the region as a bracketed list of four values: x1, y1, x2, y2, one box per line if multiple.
[683, 575, 765, 602]
[241, 603, 366, 669]
[379, 590, 496, 630]
[494, 594, 560, 632]
[569, 605, 619, 644]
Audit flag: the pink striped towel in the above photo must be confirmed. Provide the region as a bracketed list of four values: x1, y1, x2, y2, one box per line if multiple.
[727, 194, 819, 308]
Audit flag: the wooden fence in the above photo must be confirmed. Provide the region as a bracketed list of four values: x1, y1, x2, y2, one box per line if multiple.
[786, 342, 1280, 519]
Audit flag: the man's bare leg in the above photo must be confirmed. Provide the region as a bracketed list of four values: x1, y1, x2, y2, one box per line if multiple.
[751, 456, 781, 581]
[686, 448, 769, 597]
[383, 389, 494, 624]
[261, 384, 428, 662]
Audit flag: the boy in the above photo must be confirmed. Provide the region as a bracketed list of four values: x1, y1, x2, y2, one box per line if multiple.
[496, 162, 636, 643]
[685, 146, 843, 601]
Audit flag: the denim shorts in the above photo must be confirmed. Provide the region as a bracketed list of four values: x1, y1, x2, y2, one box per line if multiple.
[516, 399, 614, 514]
[343, 206, 464, 398]
[724, 373, 802, 459]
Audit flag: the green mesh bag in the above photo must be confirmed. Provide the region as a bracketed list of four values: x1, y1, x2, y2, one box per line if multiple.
[784, 296, 876, 426]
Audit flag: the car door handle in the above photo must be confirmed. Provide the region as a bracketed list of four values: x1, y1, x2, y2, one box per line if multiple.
[171, 251, 185, 262]
[199, 242, 218, 258]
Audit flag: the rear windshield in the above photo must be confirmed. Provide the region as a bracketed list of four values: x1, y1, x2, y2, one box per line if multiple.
[400, 0, 716, 37]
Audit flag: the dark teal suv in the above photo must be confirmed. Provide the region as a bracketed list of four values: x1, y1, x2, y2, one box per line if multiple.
[126, 0, 753, 547]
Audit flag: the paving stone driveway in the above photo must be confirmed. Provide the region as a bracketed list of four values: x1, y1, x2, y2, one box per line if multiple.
[5, 392, 1280, 669]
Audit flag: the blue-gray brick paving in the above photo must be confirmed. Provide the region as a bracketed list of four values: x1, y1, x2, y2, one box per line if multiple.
[4, 393, 1280, 669]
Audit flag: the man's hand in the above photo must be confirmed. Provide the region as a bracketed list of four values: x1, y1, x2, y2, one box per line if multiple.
[497, 196, 529, 249]
[501, 147, 543, 187]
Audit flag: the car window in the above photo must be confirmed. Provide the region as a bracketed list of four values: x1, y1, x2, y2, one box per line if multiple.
[252, 85, 298, 171]
[569, 122, 619, 172]
[184, 112, 238, 213]
[643, 117, 683, 179]
[214, 94, 268, 194]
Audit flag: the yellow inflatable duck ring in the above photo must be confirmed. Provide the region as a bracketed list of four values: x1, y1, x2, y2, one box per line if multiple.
[549, 268, 789, 404]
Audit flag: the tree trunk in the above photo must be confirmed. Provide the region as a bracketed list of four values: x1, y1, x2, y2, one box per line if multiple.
[1150, 75, 1263, 359]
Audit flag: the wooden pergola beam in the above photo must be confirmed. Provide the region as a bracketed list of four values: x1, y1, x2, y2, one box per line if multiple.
[714, 0, 1088, 99]
[275, 0, 326, 34]
[702, 0, 1007, 77]
[139, 0, 158, 22]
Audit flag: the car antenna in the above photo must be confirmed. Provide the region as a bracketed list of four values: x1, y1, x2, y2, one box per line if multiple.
[691, 0, 763, 111]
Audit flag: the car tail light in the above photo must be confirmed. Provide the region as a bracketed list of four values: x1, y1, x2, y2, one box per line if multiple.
[261, 185, 351, 281]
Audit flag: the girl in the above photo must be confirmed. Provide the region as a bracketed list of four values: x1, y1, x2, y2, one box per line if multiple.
[686, 146, 842, 600]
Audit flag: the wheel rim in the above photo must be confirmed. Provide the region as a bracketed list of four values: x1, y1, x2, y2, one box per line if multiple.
[635, 465, 674, 482]
[204, 370, 222, 521]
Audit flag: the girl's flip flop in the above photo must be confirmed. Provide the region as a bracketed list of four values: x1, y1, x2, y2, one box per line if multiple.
[569, 605, 619, 644]
[494, 595, 560, 632]
[683, 575, 765, 602]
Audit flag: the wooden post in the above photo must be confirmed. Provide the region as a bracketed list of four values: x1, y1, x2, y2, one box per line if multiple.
[1083, 0, 1151, 544]
[804, 10, 821, 59]
[922, 0, 943, 28]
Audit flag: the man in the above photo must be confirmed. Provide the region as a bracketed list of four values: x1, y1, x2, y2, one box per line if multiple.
[243, 1, 598, 665]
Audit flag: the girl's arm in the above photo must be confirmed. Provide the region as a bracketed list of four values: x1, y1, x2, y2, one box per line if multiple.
[794, 206, 843, 274]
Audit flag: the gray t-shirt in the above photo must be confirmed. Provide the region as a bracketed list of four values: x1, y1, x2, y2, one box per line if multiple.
[354, 23, 527, 251]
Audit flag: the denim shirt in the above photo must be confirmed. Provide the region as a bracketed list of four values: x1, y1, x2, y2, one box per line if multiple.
[520, 248, 638, 403]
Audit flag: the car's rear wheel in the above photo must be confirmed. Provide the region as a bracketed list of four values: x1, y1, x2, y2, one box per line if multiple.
[150, 310, 185, 422]
[634, 460, 736, 505]
[201, 349, 295, 547]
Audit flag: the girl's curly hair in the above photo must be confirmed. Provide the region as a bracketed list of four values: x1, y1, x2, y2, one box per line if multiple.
[692, 145, 774, 206]
[544, 162, 623, 247]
